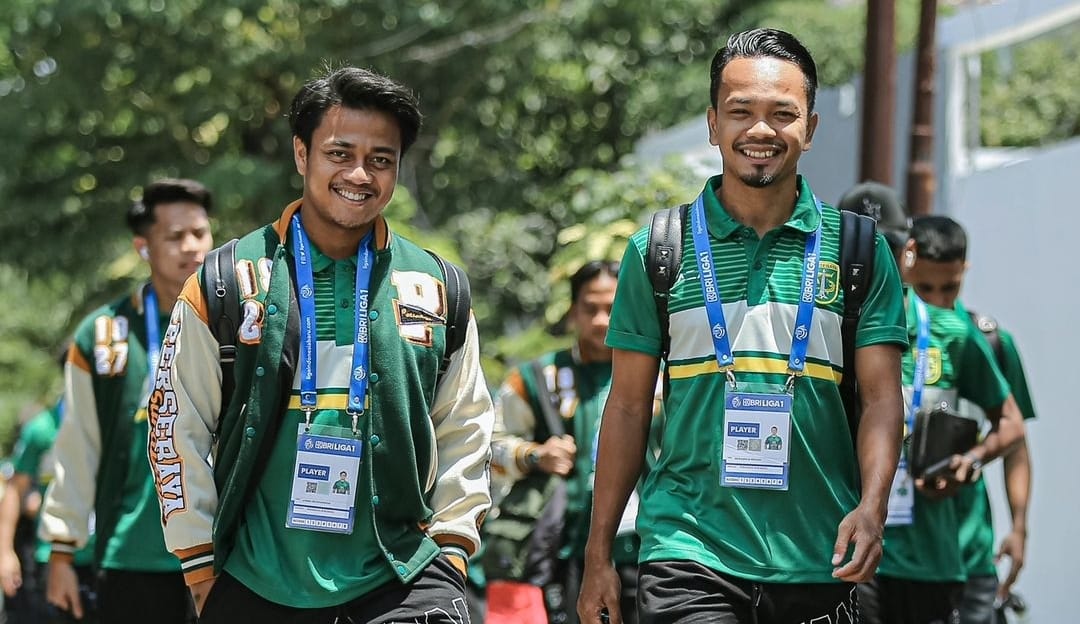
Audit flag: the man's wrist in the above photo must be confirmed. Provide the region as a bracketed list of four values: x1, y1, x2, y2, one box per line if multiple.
[525, 448, 541, 471]
[515, 442, 541, 473]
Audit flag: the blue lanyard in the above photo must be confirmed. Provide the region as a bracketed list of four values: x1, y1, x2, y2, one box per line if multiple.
[144, 287, 160, 375]
[291, 214, 375, 433]
[909, 295, 931, 431]
[690, 191, 823, 384]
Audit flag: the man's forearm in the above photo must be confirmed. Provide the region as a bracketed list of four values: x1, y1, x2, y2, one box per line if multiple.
[584, 398, 649, 561]
[856, 398, 902, 519]
[971, 395, 1025, 464]
[1003, 439, 1031, 533]
[0, 476, 28, 550]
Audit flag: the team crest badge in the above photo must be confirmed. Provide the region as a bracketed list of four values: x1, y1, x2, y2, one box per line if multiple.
[816, 261, 840, 304]
[925, 347, 943, 384]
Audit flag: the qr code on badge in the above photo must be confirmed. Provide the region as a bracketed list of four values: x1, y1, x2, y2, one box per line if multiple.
[737, 439, 748, 450]
[306, 482, 317, 493]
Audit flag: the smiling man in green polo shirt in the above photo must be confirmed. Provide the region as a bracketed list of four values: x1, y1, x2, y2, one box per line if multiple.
[576, 28, 908, 624]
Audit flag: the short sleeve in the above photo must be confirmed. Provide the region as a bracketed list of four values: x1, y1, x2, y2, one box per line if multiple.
[606, 230, 662, 356]
[854, 232, 909, 349]
[999, 329, 1037, 421]
[957, 326, 1010, 412]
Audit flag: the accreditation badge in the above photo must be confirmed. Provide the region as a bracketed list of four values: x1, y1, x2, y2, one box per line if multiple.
[720, 390, 792, 491]
[286, 423, 363, 534]
[885, 459, 915, 526]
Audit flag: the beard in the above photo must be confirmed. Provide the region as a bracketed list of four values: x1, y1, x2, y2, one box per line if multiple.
[738, 167, 776, 188]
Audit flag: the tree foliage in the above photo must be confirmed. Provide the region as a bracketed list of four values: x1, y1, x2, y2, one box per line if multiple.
[978, 21, 1080, 148]
[0, 0, 952, 442]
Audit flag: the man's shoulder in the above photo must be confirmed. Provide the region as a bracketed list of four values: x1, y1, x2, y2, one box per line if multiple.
[72, 290, 140, 339]
[231, 222, 284, 258]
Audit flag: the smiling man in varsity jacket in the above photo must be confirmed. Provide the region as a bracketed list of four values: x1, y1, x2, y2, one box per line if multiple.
[147, 66, 495, 623]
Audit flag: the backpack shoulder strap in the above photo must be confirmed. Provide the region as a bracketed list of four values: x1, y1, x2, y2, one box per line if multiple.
[527, 359, 566, 438]
[427, 251, 472, 382]
[967, 309, 1005, 367]
[838, 210, 877, 443]
[201, 238, 240, 415]
[646, 204, 687, 360]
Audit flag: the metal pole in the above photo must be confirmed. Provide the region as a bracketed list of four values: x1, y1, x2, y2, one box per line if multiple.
[906, 0, 938, 216]
[859, 0, 896, 186]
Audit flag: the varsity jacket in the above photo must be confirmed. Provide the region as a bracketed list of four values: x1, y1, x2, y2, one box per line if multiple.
[41, 285, 177, 571]
[147, 201, 494, 586]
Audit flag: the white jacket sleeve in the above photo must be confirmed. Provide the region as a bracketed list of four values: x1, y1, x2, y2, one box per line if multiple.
[490, 370, 541, 486]
[146, 275, 221, 584]
[425, 313, 494, 556]
[38, 349, 101, 552]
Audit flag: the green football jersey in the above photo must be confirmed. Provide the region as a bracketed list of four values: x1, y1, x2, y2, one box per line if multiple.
[224, 242, 392, 608]
[953, 302, 1037, 576]
[878, 298, 1010, 582]
[607, 175, 907, 583]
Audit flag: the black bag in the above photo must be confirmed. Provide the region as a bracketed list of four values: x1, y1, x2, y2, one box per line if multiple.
[481, 360, 568, 585]
[908, 402, 979, 479]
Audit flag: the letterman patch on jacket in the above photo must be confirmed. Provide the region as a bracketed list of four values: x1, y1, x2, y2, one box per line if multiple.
[92, 315, 130, 376]
[147, 307, 186, 521]
[390, 270, 447, 347]
[236, 258, 265, 345]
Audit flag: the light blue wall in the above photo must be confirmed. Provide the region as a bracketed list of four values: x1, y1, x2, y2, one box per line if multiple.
[948, 136, 1080, 623]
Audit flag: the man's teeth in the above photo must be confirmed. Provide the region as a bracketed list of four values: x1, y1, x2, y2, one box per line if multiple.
[338, 189, 371, 201]
[742, 149, 776, 159]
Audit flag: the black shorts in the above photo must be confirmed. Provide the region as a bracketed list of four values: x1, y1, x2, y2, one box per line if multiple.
[857, 575, 962, 624]
[199, 554, 470, 624]
[98, 569, 194, 624]
[637, 559, 857, 624]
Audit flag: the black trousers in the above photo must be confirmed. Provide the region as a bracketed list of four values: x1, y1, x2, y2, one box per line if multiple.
[198, 555, 470, 624]
[637, 560, 857, 624]
[858, 575, 962, 624]
[97, 569, 194, 624]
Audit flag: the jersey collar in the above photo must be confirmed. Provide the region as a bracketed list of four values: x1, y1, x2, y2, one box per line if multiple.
[702, 174, 822, 239]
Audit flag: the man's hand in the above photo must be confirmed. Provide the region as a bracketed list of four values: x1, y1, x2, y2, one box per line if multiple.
[577, 555, 622, 624]
[914, 453, 980, 499]
[535, 435, 577, 476]
[0, 548, 22, 597]
[831, 503, 884, 582]
[996, 529, 1027, 600]
[46, 557, 83, 619]
[190, 577, 217, 617]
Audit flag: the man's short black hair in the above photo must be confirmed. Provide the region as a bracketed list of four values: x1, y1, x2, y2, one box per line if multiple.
[709, 28, 819, 113]
[570, 260, 620, 304]
[289, 66, 423, 155]
[126, 178, 212, 236]
[910, 215, 968, 263]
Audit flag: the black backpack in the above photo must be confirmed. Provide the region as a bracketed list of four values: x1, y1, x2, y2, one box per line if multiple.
[646, 205, 877, 442]
[200, 238, 472, 415]
[967, 310, 1005, 367]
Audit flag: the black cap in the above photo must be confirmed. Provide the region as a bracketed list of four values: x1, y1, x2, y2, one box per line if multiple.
[837, 181, 911, 248]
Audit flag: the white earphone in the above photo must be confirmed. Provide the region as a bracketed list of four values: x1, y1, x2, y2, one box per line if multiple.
[139, 247, 150, 260]
[904, 250, 915, 268]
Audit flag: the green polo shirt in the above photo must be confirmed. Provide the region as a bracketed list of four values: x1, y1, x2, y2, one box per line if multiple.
[953, 302, 1037, 577]
[607, 174, 907, 583]
[223, 238, 393, 607]
[878, 298, 1010, 582]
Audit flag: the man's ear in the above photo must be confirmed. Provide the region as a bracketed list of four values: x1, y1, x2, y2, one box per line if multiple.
[293, 136, 308, 176]
[134, 237, 150, 261]
[803, 111, 819, 151]
[706, 107, 721, 147]
[902, 239, 917, 270]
